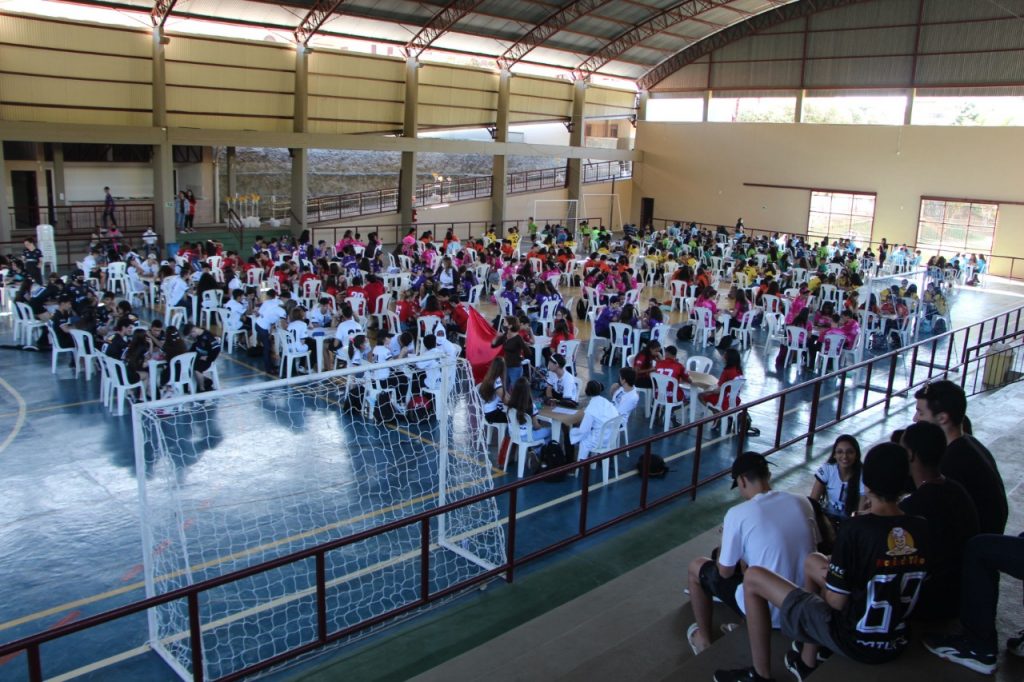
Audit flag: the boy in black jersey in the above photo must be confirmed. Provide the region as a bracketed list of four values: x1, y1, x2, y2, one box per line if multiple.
[714, 443, 930, 682]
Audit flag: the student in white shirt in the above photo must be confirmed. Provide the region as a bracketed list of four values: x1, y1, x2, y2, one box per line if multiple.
[544, 354, 579, 405]
[307, 298, 334, 329]
[570, 380, 621, 461]
[334, 304, 363, 355]
[434, 328, 460, 360]
[415, 334, 443, 392]
[254, 289, 286, 372]
[685, 452, 819, 655]
[159, 265, 188, 308]
[285, 307, 314, 357]
[388, 331, 415, 358]
[370, 333, 393, 382]
[610, 366, 641, 422]
[224, 289, 249, 331]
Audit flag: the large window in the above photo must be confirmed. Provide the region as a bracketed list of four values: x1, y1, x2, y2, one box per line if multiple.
[917, 198, 998, 257]
[807, 191, 876, 244]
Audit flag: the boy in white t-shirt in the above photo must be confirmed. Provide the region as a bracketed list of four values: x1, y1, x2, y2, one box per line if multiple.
[685, 452, 819, 656]
[610, 366, 640, 421]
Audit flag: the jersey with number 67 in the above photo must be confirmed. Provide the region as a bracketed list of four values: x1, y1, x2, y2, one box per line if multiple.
[825, 513, 930, 663]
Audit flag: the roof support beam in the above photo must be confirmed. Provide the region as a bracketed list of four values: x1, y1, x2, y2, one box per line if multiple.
[636, 0, 873, 91]
[496, 0, 614, 70]
[573, 0, 729, 80]
[151, 0, 177, 29]
[294, 0, 348, 47]
[405, 0, 486, 59]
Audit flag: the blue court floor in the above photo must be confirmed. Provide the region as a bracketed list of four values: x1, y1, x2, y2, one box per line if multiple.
[0, 279, 1022, 681]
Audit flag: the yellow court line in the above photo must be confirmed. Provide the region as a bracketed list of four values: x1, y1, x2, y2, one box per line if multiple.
[0, 377, 27, 454]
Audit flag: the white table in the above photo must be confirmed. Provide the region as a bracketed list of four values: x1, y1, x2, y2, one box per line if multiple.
[148, 359, 166, 401]
[681, 371, 717, 425]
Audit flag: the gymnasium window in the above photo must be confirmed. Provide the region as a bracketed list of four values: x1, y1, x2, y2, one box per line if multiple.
[807, 191, 876, 244]
[916, 198, 998, 257]
[646, 98, 704, 122]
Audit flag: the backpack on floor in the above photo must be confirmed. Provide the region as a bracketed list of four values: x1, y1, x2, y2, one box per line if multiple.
[538, 442, 569, 481]
[676, 324, 694, 343]
[576, 299, 588, 321]
[637, 454, 670, 477]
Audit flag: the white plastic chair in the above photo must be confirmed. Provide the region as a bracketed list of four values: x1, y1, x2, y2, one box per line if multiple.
[220, 308, 248, 353]
[691, 307, 713, 347]
[246, 268, 264, 287]
[168, 351, 197, 396]
[686, 355, 713, 374]
[165, 305, 187, 329]
[581, 415, 624, 483]
[670, 280, 688, 312]
[625, 353, 653, 419]
[70, 329, 100, 380]
[46, 325, 76, 374]
[816, 334, 845, 375]
[506, 408, 547, 478]
[301, 279, 322, 300]
[784, 326, 810, 368]
[417, 316, 444, 349]
[467, 284, 483, 306]
[105, 356, 146, 415]
[14, 302, 45, 346]
[200, 290, 223, 328]
[734, 311, 756, 350]
[649, 372, 683, 431]
[558, 339, 581, 375]
[586, 305, 608, 358]
[346, 295, 368, 326]
[276, 329, 311, 378]
[609, 322, 634, 367]
[370, 293, 393, 330]
[702, 377, 746, 433]
[483, 419, 507, 450]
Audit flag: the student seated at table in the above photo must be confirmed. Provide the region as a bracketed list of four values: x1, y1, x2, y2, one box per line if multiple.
[544, 353, 579, 406]
[610, 366, 640, 423]
[182, 322, 222, 389]
[478, 357, 508, 424]
[632, 339, 661, 389]
[654, 345, 690, 403]
[700, 347, 743, 406]
[508, 376, 551, 444]
[570, 380, 620, 461]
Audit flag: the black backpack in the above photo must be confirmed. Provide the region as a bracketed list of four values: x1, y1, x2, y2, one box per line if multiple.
[637, 454, 670, 477]
[575, 298, 588, 321]
[538, 442, 569, 481]
[676, 325, 694, 343]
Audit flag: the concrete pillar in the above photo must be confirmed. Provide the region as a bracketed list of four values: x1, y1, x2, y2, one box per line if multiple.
[491, 69, 511, 228]
[153, 141, 175, 245]
[0, 145, 9, 243]
[399, 57, 419, 226]
[795, 89, 805, 123]
[152, 29, 174, 243]
[290, 47, 310, 233]
[904, 87, 916, 125]
[52, 143, 67, 206]
[702, 90, 711, 122]
[226, 146, 237, 200]
[566, 79, 586, 219]
[636, 90, 649, 122]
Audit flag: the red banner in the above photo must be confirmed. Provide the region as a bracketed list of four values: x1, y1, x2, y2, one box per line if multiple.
[465, 306, 500, 383]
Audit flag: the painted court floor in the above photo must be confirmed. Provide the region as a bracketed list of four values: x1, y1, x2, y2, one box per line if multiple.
[0, 280, 1022, 681]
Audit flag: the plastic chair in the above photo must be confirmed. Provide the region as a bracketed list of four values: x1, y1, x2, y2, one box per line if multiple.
[691, 307, 713, 347]
[417, 316, 444, 350]
[558, 339, 581, 375]
[106, 356, 146, 416]
[816, 334, 845, 375]
[346, 295, 368, 325]
[168, 352, 197, 396]
[609, 322, 634, 367]
[70, 329, 100, 380]
[220, 308, 248, 353]
[276, 329, 311, 378]
[670, 280, 687, 312]
[734, 311, 756, 350]
[165, 306, 187, 328]
[369, 293, 393, 330]
[245, 268, 264, 287]
[302, 279, 322, 299]
[586, 305, 608, 357]
[649, 372, 683, 432]
[702, 377, 746, 433]
[505, 408, 547, 478]
[14, 302, 45, 346]
[784, 326, 810, 368]
[467, 284, 483, 306]
[200, 290, 223, 328]
[582, 416, 624, 483]
[686, 355, 713, 374]
[46, 325, 76, 374]
[483, 419, 507, 449]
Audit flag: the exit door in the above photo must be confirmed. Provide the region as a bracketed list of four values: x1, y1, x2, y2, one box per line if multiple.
[11, 170, 39, 231]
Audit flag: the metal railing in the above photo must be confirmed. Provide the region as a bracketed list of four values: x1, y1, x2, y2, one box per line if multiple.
[651, 217, 1024, 281]
[8, 203, 155, 236]
[2, 301, 1021, 681]
[272, 161, 632, 225]
[0, 231, 157, 272]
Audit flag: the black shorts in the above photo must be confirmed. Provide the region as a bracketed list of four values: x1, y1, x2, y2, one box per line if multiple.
[778, 590, 843, 655]
[699, 560, 743, 617]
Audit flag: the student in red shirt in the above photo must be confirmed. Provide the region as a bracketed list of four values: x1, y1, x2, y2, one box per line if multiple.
[396, 289, 419, 333]
[700, 347, 743, 406]
[363, 274, 385, 317]
[654, 345, 690, 401]
[632, 339, 662, 389]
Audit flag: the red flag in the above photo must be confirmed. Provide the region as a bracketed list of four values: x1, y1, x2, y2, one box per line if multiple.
[465, 306, 501, 383]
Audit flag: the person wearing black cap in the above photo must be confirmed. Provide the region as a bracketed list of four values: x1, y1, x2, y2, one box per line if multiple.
[714, 443, 931, 682]
[686, 452, 819, 660]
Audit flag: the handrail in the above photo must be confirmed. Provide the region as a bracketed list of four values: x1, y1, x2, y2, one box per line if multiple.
[273, 161, 632, 225]
[2, 302, 1019, 681]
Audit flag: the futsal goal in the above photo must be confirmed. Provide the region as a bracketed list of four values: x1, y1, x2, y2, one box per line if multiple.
[133, 353, 505, 681]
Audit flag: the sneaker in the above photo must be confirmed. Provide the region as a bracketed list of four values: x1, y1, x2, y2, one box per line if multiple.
[784, 649, 816, 681]
[923, 634, 997, 675]
[1008, 629, 1024, 657]
[790, 640, 832, 663]
[713, 667, 774, 682]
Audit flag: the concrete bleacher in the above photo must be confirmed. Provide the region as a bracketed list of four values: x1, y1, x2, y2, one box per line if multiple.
[408, 379, 1024, 682]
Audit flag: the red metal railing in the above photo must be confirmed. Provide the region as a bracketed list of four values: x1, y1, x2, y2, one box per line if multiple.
[274, 161, 632, 225]
[8, 203, 155, 236]
[2, 302, 1021, 681]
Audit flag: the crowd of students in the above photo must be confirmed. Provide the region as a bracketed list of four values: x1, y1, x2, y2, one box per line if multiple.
[685, 380, 1017, 681]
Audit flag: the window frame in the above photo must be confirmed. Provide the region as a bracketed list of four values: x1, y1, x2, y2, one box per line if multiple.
[806, 189, 877, 245]
[916, 196, 999, 258]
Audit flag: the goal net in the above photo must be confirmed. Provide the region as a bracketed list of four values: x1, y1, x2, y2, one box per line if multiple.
[133, 353, 505, 681]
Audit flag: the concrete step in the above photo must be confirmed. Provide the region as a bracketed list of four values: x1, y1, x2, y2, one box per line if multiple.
[658, 623, 791, 682]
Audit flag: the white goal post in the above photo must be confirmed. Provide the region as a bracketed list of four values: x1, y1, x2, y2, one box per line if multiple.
[133, 353, 505, 681]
